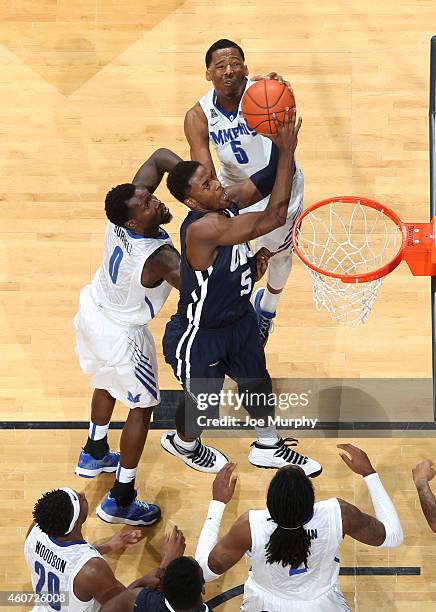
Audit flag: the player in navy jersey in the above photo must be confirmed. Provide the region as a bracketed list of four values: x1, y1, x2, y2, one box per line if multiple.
[162, 110, 322, 477]
[74, 148, 181, 526]
[185, 39, 303, 346]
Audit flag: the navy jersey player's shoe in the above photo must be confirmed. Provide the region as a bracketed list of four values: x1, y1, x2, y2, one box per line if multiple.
[96, 491, 161, 526]
[248, 438, 322, 478]
[252, 288, 276, 347]
[75, 450, 119, 478]
[161, 432, 229, 473]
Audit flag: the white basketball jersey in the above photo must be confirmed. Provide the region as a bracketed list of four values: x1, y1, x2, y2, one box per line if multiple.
[90, 223, 173, 326]
[199, 78, 273, 186]
[247, 498, 343, 602]
[24, 524, 102, 612]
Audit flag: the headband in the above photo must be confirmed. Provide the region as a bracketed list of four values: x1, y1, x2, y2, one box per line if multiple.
[59, 488, 81, 535]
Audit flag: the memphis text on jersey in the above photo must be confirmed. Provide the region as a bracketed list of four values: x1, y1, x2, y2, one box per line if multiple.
[210, 121, 257, 146]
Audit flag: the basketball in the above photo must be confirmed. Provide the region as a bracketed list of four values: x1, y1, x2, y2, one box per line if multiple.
[241, 79, 296, 135]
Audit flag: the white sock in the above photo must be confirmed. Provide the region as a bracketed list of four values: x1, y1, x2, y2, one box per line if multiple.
[255, 426, 280, 446]
[260, 288, 281, 314]
[174, 433, 197, 452]
[88, 421, 109, 441]
[116, 466, 137, 484]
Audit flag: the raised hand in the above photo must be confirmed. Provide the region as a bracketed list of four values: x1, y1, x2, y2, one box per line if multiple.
[337, 444, 376, 477]
[413, 460, 436, 486]
[212, 462, 238, 504]
[160, 525, 186, 568]
[266, 108, 302, 153]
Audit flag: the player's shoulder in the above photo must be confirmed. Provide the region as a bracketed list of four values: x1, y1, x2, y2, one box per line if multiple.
[185, 100, 207, 121]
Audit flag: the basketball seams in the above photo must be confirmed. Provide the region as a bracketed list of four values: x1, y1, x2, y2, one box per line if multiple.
[241, 79, 296, 135]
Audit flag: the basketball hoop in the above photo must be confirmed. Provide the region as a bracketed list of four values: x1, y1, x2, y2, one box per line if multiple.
[292, 196, 436, 328]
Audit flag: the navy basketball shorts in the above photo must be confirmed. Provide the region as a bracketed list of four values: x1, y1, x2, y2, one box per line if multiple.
[163, 308, 273, 437]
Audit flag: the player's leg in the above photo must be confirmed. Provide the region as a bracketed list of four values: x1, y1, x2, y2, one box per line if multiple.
[252, 164, 304, 346]
[253, 254, 292, 346]
[74, 288, 120, 477]
[75, 388, 119, 477]
[161, 318, 229, 473]
[97, 402, 160, 526]
[96, 324, 160, 525]
[229, 310, 322, 477]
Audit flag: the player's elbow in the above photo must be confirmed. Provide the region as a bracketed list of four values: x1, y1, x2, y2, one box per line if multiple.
[379, 524, 404, 548]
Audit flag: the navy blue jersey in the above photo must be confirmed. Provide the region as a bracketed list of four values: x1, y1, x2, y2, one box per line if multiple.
[134, 588, 209, 611]
[176, 203, 256, 328]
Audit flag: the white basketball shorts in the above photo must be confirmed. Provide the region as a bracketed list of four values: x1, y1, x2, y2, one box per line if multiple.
[241, 577, 350, 612]
[74, 285, 160, 409]
[239, 164, 304, 258]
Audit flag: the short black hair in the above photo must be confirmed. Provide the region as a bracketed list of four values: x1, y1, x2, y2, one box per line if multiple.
[166, 161, 200, 203]
[205, 39, 245, 68]
[33, 490, 74, 538]
[105, 183, 136, 227]
[162, 557, 203, 611]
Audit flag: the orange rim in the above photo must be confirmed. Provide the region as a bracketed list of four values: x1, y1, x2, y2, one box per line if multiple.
[291, 196, 407, 284]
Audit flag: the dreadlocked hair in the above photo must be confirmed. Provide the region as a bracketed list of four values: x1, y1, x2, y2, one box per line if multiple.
[33, 490, 74, 537]
[265, 466, 315, 569]
[104, 183, 135, 227]
[162, 557, 204, 611]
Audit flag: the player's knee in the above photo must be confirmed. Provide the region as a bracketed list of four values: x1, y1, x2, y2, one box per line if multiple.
[128, 405, 155, 424]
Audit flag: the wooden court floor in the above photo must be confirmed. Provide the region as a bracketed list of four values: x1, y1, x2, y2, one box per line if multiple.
[1, 0, 436, 610]
[1, 432, 435, 611]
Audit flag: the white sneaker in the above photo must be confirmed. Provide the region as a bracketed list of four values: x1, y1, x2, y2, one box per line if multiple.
[248, 437, 322, 478]
[160, 432, 229, 474]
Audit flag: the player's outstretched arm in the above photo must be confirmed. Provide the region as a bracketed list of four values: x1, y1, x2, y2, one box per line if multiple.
[184, 103, 217, 177]
[132, 148, 182, 193]
[413, 460, 436, 532]
[189, 110, 301, 255]
[195, 463, 251, 581]
[337, 444, 403, 548]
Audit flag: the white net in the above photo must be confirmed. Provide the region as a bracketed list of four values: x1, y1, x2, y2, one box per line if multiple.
[294, 199, 403, 328]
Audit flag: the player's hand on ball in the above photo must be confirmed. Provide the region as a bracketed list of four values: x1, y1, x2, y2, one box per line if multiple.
[413, 460, 436, 486]
[337, 444, 376, 477]
[212, 462, 238, 504]
[252, 72, 294, 96]
[255, 247, 272, 281]
[267, 108, 302, 153]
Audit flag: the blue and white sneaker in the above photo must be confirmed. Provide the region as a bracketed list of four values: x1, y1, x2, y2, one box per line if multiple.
[252, 288, 276, 347]
[75, 450, 120, 478]
[96, 491, 161, 526]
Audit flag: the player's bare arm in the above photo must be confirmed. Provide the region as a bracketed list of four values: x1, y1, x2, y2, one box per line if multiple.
[141, 244, 181, 290]
[338, 499, 386, 546]
[413, 460, 436, 532]
[184, 102, 217, 177]
[74, 557, 125, 605]
[132, 147, 182, 192]
[186, 111, 301, 269]
[207, 513, 252, 574]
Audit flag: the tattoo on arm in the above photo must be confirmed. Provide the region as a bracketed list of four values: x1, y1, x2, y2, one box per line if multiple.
[416, 482, 436, 531]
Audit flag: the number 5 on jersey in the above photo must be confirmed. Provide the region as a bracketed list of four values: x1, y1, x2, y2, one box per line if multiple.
[230, 140, 249, 164]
